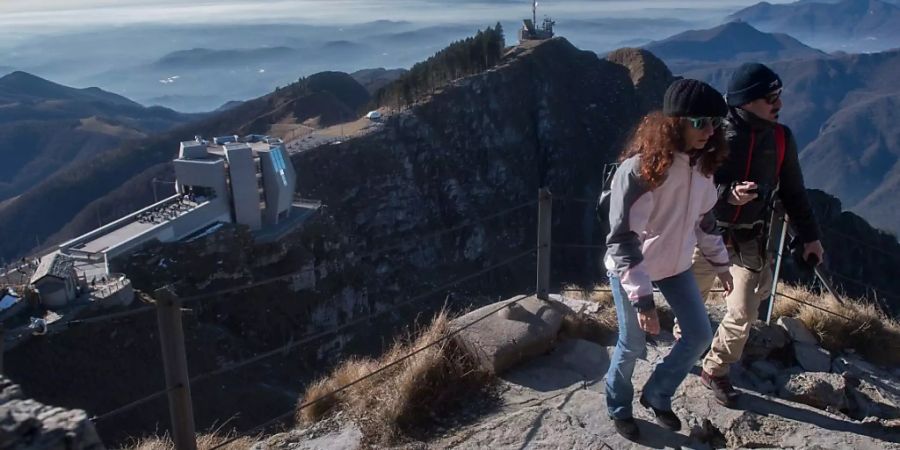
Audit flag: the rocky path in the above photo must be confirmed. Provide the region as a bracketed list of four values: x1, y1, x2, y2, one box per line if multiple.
[431, 336, 900, 449]
[265, 332, 900, 449]
[260, 294, 900, 450]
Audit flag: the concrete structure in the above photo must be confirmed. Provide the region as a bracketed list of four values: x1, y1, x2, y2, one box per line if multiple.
[55, 134, 302, 281]
[225, 143, 263, 230]
[257, 145, 297, 226]
[30, 252, 78, 309]
[519, 0, 555, 43]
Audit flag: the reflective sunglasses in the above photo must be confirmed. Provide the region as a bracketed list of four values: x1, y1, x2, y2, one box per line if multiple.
[764, 88, 783, 105]
[686, 116, 723, 129]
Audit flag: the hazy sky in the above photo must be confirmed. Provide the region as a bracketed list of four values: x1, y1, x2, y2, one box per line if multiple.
[0, 0, 789, 33]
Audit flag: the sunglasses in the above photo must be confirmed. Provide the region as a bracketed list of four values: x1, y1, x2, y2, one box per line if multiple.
[686, 116, 723, 129]
[764, 88, 783, 105]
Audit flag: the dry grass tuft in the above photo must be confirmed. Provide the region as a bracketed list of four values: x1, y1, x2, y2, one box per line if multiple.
[771, 284, 809, 319]
[559, 307, 618, 346]
[776, 284, 900, 367]
[122, 433, 256, 450]
[565, 286, 615, 308]
[559, 284, 619, 343]
[296, 308, 493, 444]
[560, 284, 617, 335]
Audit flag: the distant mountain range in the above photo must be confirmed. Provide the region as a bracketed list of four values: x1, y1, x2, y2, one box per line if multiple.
[54, 23, 482, 113]
[351, 68, 409, 94]
[0, 70, 376, 261]
[643, 21, 826, 73]
[729, 0, 900, 52]
[687, 49, 900, 235]
[0, 71, 193, 208]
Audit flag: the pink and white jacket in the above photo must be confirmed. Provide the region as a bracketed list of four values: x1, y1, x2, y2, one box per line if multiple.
[604, 152, 731, 311]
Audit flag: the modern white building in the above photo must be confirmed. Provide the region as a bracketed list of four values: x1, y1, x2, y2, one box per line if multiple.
[58, 134, 300, 275]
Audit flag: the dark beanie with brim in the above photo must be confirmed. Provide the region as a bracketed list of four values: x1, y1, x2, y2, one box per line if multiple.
[726, 62, 782, 106]
[663, 79, 727, 118]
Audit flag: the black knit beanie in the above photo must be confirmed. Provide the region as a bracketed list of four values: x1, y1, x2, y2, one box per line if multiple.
[663, 79, 727, 118]
[726, 62, 782, 106]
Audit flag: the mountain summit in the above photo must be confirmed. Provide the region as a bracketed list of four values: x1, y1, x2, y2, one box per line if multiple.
[644, 21, 825, 73]
[729, 0, 900, 52]
[0, 71, 138, 107]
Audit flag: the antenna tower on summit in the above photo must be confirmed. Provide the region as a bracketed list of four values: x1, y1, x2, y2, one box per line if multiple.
[519, 0, 555, 44]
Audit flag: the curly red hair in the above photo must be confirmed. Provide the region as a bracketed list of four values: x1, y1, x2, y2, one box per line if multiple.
[619, 112, 728, 188]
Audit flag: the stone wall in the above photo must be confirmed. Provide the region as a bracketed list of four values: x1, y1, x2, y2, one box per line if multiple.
[0, 376, 104, 449]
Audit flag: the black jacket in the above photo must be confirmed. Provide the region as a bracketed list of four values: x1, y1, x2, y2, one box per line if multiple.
[713, 107, 820, 243]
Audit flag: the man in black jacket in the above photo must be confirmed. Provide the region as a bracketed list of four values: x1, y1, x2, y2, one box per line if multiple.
[691, 63, 825, 407]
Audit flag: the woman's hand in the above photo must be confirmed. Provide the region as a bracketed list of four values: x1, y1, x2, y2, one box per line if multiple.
[717, 271, 734, 295]
[637, 308, 660, 335]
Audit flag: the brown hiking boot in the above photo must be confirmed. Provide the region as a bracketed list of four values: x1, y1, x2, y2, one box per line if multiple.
[701, 370, 739, 407]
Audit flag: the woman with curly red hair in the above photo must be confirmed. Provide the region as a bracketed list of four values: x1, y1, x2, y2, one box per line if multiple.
[604, 79, 734, 440]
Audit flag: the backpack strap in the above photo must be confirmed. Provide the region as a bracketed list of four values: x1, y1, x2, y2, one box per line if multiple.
[730, 130, 757, 223]
[774, 124, 786, 178]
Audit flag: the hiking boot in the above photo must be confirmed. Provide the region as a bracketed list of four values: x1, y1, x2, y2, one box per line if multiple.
[639, 394, 682, 431]
[611, 416, 640, 440]
[701, 370, 740, 407]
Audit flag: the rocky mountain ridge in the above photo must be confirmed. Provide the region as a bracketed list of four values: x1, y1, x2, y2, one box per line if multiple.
[0, 71, 193, 206]
[644, 21, 826, 73]
[729, 0, 900, 52]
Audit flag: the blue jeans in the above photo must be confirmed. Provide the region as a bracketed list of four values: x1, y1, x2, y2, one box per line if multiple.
[605, 269, 713, 419]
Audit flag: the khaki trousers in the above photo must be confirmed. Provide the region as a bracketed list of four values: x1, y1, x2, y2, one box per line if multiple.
[692, 239, 773, 377]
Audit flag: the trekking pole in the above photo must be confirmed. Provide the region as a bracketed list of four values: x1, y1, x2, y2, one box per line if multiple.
[812, 266, 843, 305]
[765, 215, 789, 325]
[783, 229, 844, 306]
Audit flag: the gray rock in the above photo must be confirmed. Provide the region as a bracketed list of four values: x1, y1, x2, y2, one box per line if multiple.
[289, 425, 362, 450]
[451, 295, 564, 375]
[778, 372, 849, 412]
[549, 294, 600, 315]
[757, 379, 777, 395]
[740, 366, 769, 392]
[778, 316, 819, 344]
[833, 353, 880, 378]
[750, 360, 781, 381]
[0, 386, 104, 450]
[744, 321, 791, 360]
[0, 378, 23, 404]
[726, 411, 800, 449]
[794, 341, 832, 372]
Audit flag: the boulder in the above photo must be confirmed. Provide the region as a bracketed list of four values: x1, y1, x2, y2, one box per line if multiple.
[0, 376, 104, 449]
[749, 360, 780, 381]
[777, 316, 819, 344]
[793, 341, 832, 372]
[451, 295, 564, 375]
[743, 321, 791, 360]
[726, 411, 800, 449]
[777, 372, 849, 412]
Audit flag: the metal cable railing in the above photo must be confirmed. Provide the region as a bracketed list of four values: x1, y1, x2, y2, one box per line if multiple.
[209, 288, 541, 450]
[30, 201, 538, 334]
[187, 248, 536, 386]
[73, 197, 539, 438]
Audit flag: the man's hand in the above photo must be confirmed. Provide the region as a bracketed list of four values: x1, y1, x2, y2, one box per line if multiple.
[637, 308, 660, 335]
[717, 270, 734, 295]
[728, 181, 758, 206]
[803, 240, 825, 266]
